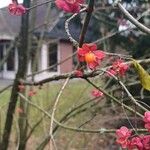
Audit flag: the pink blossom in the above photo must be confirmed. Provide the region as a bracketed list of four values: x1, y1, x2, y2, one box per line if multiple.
[28, 90, 36, 97]
[143, 112, 150, 132]
[116, 126, 132, 148]
[74, 70, 83, 77]
[77, 43, 105, 70]
[116, 125, 150, 149]
[18, 84, 25, 92]
[91, 89, 103, 98]
[8, 2, 26, 16]
[108, 59, 129, 76]
[116, 126, 132, 139]
[55, 0, 84, 13]
[128, 136, 143, 150]
[142, 135, 150, 150]
[16, 107, 23, 114]
[144, 123, 150, 132]
[112, 59, 129, 76]
[107, 68, 117, 77]
[144, 112, 150, 123]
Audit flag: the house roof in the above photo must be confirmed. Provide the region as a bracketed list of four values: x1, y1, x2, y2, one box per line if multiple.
[0, 3, 100, 42]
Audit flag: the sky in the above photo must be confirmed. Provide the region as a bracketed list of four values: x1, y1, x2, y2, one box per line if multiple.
[0, 0, 23, 8]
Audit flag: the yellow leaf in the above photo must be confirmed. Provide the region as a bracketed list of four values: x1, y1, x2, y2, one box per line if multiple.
[132, 60, 150, 91]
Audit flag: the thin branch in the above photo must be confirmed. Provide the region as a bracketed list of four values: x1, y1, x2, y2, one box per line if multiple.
[84, 78, 143, 118]
[18, 93, 145, 134]
[79, 0, 95, 47]
[65, 8, 87, 47]
[117, 3, 150, 35]
[22, 58, 150, 86]
[25, 95, 98, 143]
[94, 8, 150, 45]
[27, 0, 54, 11]
[27, 51, 76, 77]
[49, 78, 70, 150]
[100, 69, 148, 112]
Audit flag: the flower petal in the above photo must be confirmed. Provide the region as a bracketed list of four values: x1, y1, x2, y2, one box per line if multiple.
[82, 44, 91, 52]
[94, 50, 105, 60]
[77, 47, 87, 56]
[88, 61, 99, 69]
[89, 43, 97, 51]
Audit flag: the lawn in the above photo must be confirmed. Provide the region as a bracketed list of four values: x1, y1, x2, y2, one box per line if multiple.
[1, 79, 113, 149]
[0, 78, 119, 149]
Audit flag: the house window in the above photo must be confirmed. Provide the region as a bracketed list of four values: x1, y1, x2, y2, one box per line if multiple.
[31, 50, 39, 72]
[6, 45, 15, 71]
[0, 41, 15, 71]
[48, 43, 58, 72]
[72, 46, 78, 69]
[0, 45, 4, 71]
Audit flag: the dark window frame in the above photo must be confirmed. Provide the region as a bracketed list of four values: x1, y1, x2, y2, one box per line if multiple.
[48, 42, 58, 72]
[0, 41, 15, 71]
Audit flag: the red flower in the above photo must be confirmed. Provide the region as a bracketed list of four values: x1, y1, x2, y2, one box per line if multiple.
[116, 126, 132, 148]
[91, 89, 103, 98]
[107, 59, 128, 76]
[144, 112, 150, 123]
[145, 123, 150, 132]
[28, 90, 36, 97]
[128, 136, 143, 150]
[142, 135, 150, 150]
[106, 68, 117, 77]
[128, 135, 150, 150]
[113, 59, 129, 76]
[55, 0, 84, 13]
[74, 70, 83, 77]
[18, 84, 25, 92]
[77, 43, 105, 69]
[16, 107, 23, 114]
[144, 112, 150, 132]
[8, 2, 26, 16]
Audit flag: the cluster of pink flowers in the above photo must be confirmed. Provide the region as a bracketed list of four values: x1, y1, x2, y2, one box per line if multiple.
[55, 0, 84, 13]
[116, 126, 132, 149]
[116, 112, 150, 150]
[76, 43, 129, 77]
[16, 107, 23, 114]
[77, 43, 105, 70]
[74, 69, 83, 77]
[8, 0, 26, 16]
[91, 89, 103, 98]
[18, 83, 25, 92]
[28, 89, 36, 97]
[107, 59, 129, 76]
[144, 112, 150, 132]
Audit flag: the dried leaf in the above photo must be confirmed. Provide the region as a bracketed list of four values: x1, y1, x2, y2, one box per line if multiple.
[133, 60, 150, 91]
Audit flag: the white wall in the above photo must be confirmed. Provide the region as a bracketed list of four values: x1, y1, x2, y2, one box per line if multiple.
[1, 42, 60, 81]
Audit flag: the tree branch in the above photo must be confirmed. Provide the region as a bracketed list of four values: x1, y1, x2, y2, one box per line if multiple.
[117, 3, 150, 34]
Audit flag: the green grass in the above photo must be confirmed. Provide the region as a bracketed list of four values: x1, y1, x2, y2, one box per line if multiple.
[27, 80, 93, 132]
[0, 79, 105, 149]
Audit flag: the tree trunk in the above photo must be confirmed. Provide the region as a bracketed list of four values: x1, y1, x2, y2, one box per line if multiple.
[1, 0, 30, 149]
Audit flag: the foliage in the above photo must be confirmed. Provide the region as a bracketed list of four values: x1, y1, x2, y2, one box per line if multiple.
[133, 60, 150, 91]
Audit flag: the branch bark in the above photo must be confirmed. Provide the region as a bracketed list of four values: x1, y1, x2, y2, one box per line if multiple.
[117, 3, 150, 35]
[0, 0, 30, 149]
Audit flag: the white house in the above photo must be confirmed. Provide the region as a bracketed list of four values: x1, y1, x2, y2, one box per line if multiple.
[0, 4, 98, 81]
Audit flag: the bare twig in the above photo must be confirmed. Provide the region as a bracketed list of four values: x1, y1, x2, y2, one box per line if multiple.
[84, 78, 143, 118]
[49, 78, 70, 150]
[22, 58, 150, 86]
[65, 8, 87, 47]
[117, 3, 150, 34]
[19, 93, 144, 133]
[27, 0, 53, 11]
[79, 0, 95, 47]
[100, 69, 148, 112]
